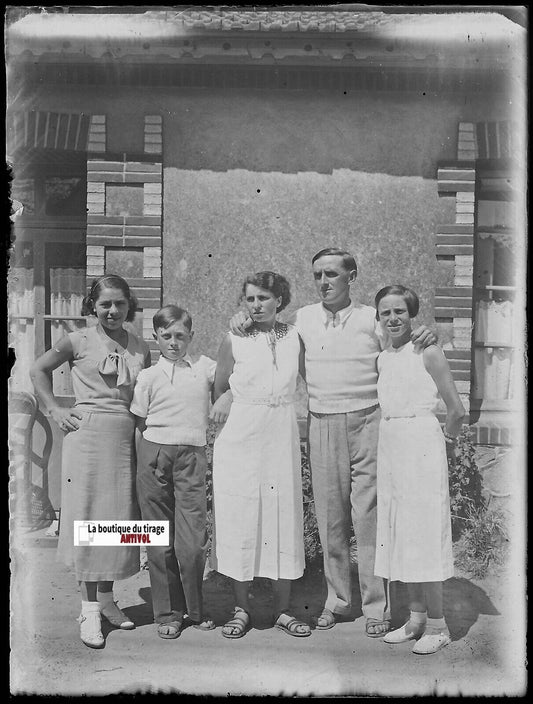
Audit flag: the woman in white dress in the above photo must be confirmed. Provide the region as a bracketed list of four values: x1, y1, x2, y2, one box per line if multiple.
[210, 271, 310, 638]
[373, 285, 465, 655]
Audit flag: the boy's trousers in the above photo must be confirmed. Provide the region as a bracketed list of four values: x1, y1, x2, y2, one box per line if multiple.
[136, 438, 209, 624]
[308, 404, 389, 622]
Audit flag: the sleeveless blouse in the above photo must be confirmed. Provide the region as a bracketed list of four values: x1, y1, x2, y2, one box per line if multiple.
[68, 324, 147, 411]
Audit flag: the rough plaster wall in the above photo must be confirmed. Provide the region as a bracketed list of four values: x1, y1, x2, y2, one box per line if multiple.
[13, 84, 513, 173]
[163, 166, 454, 354]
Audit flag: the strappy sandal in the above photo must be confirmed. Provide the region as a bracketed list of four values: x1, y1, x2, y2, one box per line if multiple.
[313, 608, 352, 630]
[313, 608, 336, 630]
[274, 613, 311, 638]
[191, 615, 216, 631]
[366, 618, 392, 638]
[221, 607, 251, 639]
[157, 619, 183, 640]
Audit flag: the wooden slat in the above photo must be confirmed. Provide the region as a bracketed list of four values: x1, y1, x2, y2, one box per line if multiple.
[435, 244, 474, 255]
[125, 162, 162, 173]
[87, 172, 125, 183]
[437, 168, 476, 181]
[127, 278, 162, 288]
[86, 236, 124, 247]
[86, 215, 161, 226]
[87, 215, 124, 225]
[436, 287, 473, 297]
[444, 349, 471, 360]
[64, 113, 72, 150]
[435, 307, 473, 318]
[438, 181, 476, 193]
[123, 237, 162, 247]
[437, 224, 474, 235]
[448, 359, 471, 371]
[43, 111, 51, 148]
[87, 224, 124, 236]
[136, 296, 162, 308]
[87, 161, 124, 172]
[436, 234, 473, 246]
[451, 370, 471, 382]
[435, 296, 472, 308]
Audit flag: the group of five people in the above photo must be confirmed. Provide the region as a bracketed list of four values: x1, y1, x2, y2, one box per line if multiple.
[30, 247, 464, 656]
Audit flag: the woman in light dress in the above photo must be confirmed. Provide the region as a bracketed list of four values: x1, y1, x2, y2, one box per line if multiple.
[210, 271, 310, 638]
[30, 274, 151, 648]
[373, 285, 465, 655]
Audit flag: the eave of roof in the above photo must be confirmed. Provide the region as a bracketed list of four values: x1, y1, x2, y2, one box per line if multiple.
[6, 9, 523, 69]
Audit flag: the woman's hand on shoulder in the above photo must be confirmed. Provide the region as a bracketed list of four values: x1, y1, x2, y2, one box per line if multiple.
[411, 324, 438, 349]
[229, 311, 253, 337]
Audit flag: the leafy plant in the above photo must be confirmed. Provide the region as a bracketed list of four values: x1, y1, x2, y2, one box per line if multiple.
[300, 442, 323, 566]
[447, 427, 510, 577]
[453, 506, 509, 578]
[447, 427, 486, 541]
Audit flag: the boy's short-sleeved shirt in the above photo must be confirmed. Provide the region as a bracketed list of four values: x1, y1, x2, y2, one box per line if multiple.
[131, 354, 216, 446]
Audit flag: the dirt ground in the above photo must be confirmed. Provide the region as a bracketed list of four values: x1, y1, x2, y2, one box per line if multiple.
[10, 526, 526, 698]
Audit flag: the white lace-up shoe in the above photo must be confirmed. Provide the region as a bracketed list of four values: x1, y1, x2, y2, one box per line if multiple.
[412, 627, 451, 654]
[384, 621, 425, 644]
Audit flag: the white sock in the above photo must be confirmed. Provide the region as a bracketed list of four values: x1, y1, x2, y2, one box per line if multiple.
[409, 611, 427, 626]
[81, 600, 101, 614]
[97, 591, 114, 606]
[426, 617, 447, 630]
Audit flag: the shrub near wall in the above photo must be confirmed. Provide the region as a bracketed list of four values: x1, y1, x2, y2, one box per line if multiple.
[205, 424, 507, 579]
[449, 428, 510, 578]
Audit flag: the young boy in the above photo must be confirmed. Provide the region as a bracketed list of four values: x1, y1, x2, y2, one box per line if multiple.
[131, 305, 229, 639]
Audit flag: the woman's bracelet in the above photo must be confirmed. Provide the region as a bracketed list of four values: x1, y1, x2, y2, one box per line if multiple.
[443, 430, 457, 445]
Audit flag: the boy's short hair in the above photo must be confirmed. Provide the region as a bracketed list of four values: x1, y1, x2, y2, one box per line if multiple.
[311, 248, 358, 278]
[153, 305, 193, 332]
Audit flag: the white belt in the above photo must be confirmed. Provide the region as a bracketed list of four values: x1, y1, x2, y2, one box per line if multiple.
[233, 394, 296, 408]
[382, 410, 434, 420]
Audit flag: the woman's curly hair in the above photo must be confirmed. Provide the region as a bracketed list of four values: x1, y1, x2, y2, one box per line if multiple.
[240, 271, 291, 313]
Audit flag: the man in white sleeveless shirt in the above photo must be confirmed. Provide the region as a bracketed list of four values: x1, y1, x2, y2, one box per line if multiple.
[230, 248, 435, 636]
